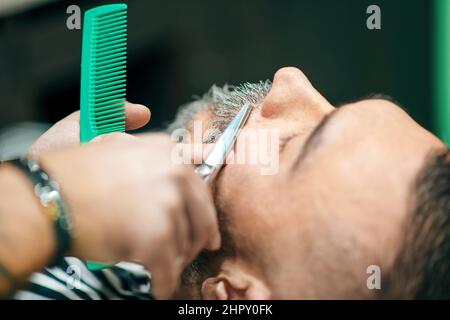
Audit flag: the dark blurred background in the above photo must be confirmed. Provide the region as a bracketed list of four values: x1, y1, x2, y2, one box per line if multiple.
[0, 0, 433, 134]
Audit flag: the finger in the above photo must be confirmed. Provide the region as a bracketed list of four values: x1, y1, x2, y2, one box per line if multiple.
[125, 102, 151, 130]
[180, 167, 221, 262]
[27, 110, 82, 159]
[56, 103, 150, 130]
[148, 246, 180, 299]
[169, 197, 191, 264]
[63, 110, 81, 121]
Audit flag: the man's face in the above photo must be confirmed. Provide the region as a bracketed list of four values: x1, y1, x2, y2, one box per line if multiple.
[181, 67, 445, 299]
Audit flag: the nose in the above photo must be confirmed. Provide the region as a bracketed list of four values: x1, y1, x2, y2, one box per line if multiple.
[261, 67, 334, 119]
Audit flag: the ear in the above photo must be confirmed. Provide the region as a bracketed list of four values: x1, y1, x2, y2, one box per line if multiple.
[200, 260, 271, 300]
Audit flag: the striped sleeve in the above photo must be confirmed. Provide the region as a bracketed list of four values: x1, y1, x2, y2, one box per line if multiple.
[14, 257, 153, 300]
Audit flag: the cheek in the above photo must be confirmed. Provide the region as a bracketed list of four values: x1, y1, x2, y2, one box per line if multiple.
[215, 162, 280, 227]
[217, 164, 261, 207]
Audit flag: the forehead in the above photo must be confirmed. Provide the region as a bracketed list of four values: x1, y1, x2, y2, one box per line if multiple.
[305, 99, 442, 169]
[298, 99, 438, 194]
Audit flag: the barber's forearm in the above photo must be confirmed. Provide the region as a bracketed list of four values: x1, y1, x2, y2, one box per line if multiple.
[0, 164, 56, 296]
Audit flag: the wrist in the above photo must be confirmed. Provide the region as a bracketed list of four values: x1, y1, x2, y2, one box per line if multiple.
[38, 151, 105, 261]
[11, 156, 74, 266]
[0, 164, 56, 281]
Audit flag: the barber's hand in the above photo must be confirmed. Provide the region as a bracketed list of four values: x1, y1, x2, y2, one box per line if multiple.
[28, 102, 151, 159]
[39, 133, 221, 299]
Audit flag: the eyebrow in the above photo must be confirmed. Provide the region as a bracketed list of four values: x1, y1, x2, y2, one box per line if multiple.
[353, 93, 409, 113]
[291, 95, 404, 170]
[291, 108, 340, 169]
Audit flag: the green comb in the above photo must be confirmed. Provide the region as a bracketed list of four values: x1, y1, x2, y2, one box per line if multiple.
[80, 4, 128, 271]
[80, 3, 128, 144]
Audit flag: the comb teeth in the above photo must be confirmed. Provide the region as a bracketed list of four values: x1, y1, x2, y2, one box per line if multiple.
[91, 8, 127, 134]
[80, 4, 128, 142]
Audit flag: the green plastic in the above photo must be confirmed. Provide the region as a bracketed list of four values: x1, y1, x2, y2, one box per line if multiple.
[80, 4, 128, 270]
[80, 3, 128, 144]
[435, 0, 450, 146]
[86, 261, 110, 271]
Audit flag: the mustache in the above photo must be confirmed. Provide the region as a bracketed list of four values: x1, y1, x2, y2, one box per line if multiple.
[209, 80, 272, 133]
[166, 80, 272, 138]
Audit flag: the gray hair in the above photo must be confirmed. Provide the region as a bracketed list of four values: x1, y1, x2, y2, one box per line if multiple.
[166, 80, 272, 138]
